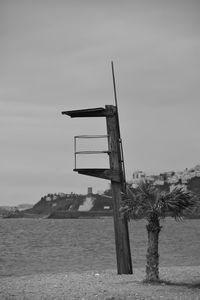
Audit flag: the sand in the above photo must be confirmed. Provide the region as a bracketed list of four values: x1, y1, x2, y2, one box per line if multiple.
[0, 266, 200, 300]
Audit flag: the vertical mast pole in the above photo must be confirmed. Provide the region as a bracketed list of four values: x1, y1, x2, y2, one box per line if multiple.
[111, 61, 119, 109]
[111, 61, 127, 192]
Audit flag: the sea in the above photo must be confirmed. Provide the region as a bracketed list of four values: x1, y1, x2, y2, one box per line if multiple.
[0, 218, 200, 277]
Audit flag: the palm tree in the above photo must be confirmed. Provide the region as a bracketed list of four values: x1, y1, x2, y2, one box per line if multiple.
[120, 181, 194, 282]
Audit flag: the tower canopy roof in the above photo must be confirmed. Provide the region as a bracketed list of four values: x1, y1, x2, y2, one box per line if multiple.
[62, 107, 106, 118]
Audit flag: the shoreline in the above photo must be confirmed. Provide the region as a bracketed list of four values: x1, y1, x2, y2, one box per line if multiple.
[0, 266, 200, 299]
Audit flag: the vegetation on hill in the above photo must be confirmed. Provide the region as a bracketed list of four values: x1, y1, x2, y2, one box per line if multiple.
[24, 193, 85, 216]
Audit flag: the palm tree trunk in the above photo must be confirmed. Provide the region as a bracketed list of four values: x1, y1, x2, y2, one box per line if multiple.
[145, 214, 161, 282]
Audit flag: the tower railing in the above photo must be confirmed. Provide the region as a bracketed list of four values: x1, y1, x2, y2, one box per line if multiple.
[74, 135, 109, 170]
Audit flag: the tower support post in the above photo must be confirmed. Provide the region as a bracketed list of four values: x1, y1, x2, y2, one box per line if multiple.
[106, 105, 132, 274]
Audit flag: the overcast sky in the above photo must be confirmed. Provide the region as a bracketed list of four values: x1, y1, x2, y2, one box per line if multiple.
[1, 0, 200, 206]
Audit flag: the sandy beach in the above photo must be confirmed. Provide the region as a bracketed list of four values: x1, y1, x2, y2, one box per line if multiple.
[0, 266, 200, 300]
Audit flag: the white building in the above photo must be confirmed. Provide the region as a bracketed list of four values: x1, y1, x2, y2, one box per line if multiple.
[132, 171, 146, 188]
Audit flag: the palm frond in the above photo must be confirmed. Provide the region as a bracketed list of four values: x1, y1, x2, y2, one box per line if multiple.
[121, 182, 195, 221]
[160, 187, 195, 218]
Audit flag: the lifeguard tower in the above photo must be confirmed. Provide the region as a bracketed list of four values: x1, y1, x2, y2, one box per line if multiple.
[62, 63, 132, 274]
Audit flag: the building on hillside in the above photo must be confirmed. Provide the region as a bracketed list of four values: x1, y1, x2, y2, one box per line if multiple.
[132, 171, 146, 187]
[132, 164, 200, 194]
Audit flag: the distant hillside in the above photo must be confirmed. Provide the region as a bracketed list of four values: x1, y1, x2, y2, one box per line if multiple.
[0, 204, 31, 218]
[17, 203, 33, 211]
[47, 193, 113, 219]
[90, 194, 113, 211]
[4, 188, 114, 218]
[0, 207, 12, 218]
[4, 176, 200, 219]
[23, 193, 85, 216]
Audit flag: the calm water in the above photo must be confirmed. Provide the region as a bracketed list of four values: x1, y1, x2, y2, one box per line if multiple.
[0, 218, 200, 276]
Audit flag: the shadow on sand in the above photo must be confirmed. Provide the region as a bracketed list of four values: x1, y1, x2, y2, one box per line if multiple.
[142, 279, 200, 289]
[160, 280, 200, 289]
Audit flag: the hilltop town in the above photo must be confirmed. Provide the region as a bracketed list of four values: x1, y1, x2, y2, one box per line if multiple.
[133, 164, 200, 193]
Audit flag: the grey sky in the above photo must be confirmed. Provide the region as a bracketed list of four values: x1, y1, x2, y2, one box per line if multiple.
[1, 0, 200, 205]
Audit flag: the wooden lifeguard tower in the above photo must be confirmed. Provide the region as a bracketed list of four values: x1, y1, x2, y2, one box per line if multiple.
[62, 63, 132, 274]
